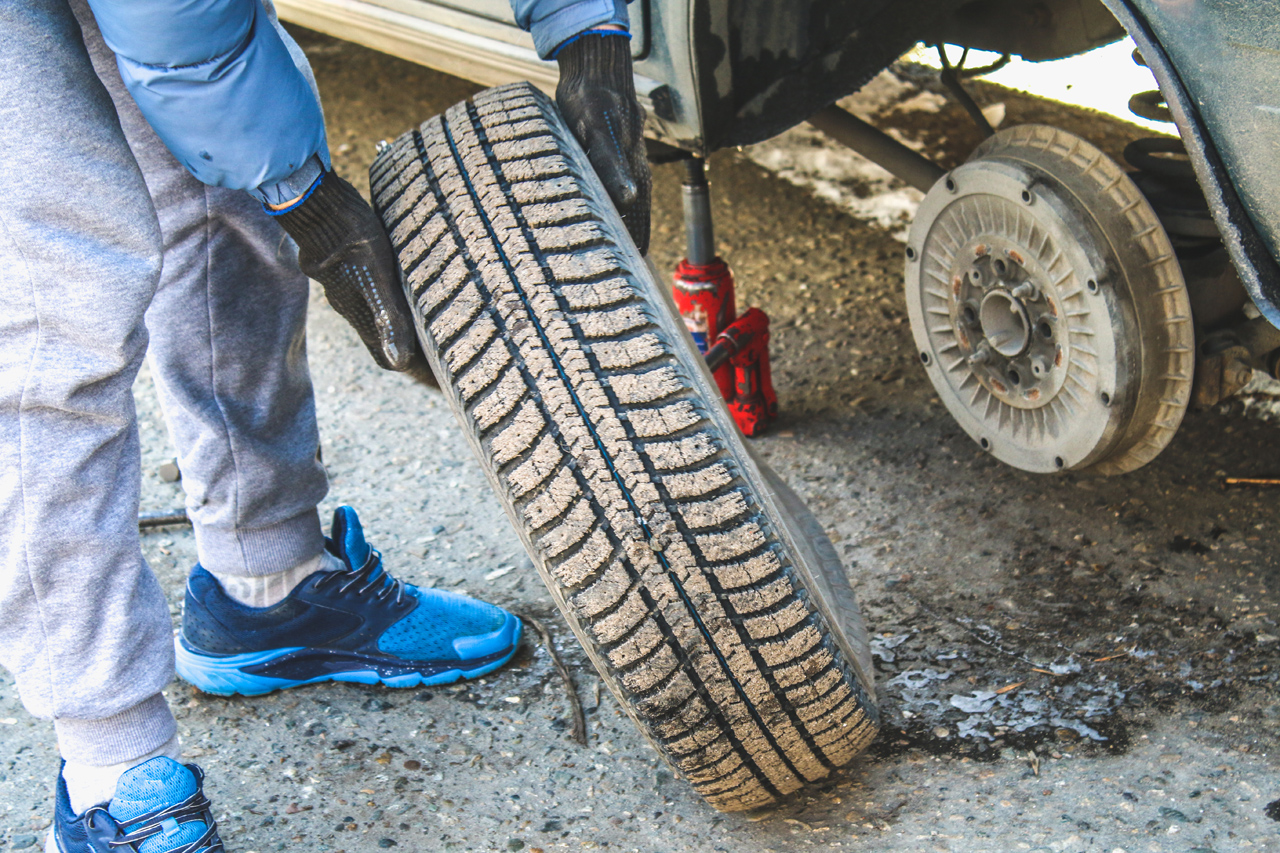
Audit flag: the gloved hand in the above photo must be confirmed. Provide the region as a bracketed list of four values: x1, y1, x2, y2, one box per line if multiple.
[274, 171, 421, 372]
[556, 30, 652, 254]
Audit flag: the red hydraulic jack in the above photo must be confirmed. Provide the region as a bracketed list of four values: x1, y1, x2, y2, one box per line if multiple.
[670, 158, 777, 436]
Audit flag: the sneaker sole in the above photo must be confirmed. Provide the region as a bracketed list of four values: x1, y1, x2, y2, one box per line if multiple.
[175, 618, 521, 697]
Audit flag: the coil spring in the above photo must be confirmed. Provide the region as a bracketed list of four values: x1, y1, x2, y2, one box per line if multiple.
[1124, 51, 1215, 240]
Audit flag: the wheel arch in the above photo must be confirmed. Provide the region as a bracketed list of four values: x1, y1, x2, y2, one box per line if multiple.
[1099, 0, 1280, 331]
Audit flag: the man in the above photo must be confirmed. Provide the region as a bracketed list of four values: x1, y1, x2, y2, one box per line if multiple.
[0, 1, 650, 852]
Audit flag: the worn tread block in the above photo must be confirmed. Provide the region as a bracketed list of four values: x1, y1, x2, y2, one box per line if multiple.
[394, 207, 447, 267]
[471, 368, 526, 431]
[589, 334, 665, 371]
[608, 620, 667, 671]
[679, 492, 749, 530]
[784, 666, 844, 707]
[506, 434, 562, 498]
[523, 467, 581, 530]
[576, 305, 649, 339]
[696, 522, 766, 562]
[522, 197, 592, 225]
[646, 435, 718, 471]
[608, 367, 684, 406]
[743, 600, 811, 640]
[540, 496, 597, 560]
[490, 400, 544, 467]
[589, 585, 650, 644]
[479, 117, 551, 142]
[446, 313, 499, 374]
[773, 648, 836, 689]
[491, 134, 559, 162]
[714, 551, 784, 591]
[795, 683, 853, 723]
[726, 576, 794, 615]
[428, 281, 483, 347]
[759, 624, 822, 668]
[571, 559, 634, 620]
[661, 464, 733, 499]
[549, 528, 613, 589]
[560, 279, 633, 309]
[457, 338, 512, 403]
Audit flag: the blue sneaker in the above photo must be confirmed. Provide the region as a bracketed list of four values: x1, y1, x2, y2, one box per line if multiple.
[175, 506, 522, 696]
[50, 757, 221, 853]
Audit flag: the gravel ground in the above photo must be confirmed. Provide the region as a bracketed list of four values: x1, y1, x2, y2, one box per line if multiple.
[2, 28, 1277, 853]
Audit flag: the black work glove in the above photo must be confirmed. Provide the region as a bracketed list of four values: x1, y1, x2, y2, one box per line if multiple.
[556, 31, 652, 254]
[276, 171, 421, 372]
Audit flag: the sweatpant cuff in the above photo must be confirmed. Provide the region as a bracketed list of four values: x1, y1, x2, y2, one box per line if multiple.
[54, 693, 176, 767]
[193, 506, 325, 577]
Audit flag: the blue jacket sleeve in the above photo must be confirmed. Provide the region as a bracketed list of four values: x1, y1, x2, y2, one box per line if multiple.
[86, 0, 329, 203]
[510, 0, 630, 59]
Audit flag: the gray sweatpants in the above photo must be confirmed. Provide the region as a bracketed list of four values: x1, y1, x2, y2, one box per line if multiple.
[0, 0, 329, 765]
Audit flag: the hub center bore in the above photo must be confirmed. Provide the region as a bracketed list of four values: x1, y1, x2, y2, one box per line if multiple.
[979, 289, 1032, 357]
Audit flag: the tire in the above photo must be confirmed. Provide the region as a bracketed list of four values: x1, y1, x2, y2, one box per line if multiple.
[369, 82, 878, 812]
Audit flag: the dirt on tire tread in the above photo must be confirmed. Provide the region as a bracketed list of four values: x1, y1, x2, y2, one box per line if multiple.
[371, 82, 877, 812]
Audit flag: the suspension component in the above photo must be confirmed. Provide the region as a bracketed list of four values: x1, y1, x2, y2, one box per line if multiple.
[1124, 69, 1248, 333]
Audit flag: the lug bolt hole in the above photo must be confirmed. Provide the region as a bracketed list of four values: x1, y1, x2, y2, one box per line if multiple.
[1008, 369, 1021, 386]
[980, 437, 991, 450]
[1037, 321, 1053, 340]
[962, 305, 978, 325]
[1086, 278, 1099, 294]
[906, 246, 917, 261]
[1021, 189, 1034, 204]
[1054, 456, 1065, 469]
[1100, 391, 1112, 406]
[945, 177, 957, 193]
[920, 351, 932, 365]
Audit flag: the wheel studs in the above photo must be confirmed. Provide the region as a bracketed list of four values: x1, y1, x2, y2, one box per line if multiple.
[1011, 282, 1038, 300]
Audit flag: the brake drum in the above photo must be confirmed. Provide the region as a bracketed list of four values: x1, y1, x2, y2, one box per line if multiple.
[905, 125, 1194, 475]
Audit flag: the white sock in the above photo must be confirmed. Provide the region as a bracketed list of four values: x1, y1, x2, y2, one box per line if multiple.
[210, 550, 344, 608]
[61, 733, 182, 815]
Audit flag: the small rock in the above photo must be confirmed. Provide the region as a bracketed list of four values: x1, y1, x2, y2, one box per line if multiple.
[507, 840, 525, 852]
[404, 759, 422, 771]
[1159, 807, 1189, 823]
[377, 838, 398, 848]
[11, 836, 37, 850]
[932, 726, 949, 739]
[158, 460, 181, 483]
[362, 697, 394, 712]
[430, 525, 447, 536]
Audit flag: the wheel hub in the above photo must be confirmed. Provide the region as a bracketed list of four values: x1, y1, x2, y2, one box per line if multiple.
[955, 245, 1067, 409]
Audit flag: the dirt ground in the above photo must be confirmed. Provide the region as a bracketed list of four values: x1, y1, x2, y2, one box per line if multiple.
[1, 27, 1277, 853]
